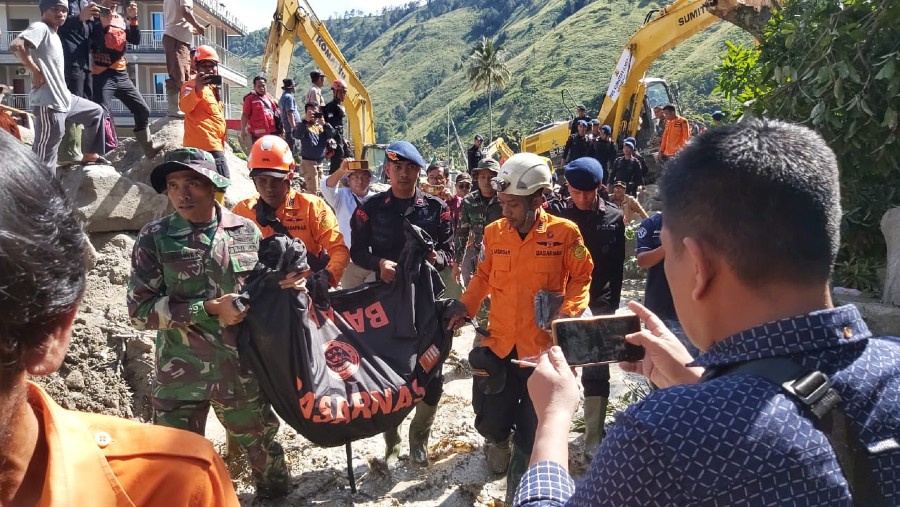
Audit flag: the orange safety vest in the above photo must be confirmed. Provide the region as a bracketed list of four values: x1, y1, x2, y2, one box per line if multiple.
[660, 115, 691, 157]
[460, 208, 593, 360]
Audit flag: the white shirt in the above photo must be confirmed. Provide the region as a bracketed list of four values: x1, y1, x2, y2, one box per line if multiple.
[164, 0, 195, 44]
[321, 180, 374, 249]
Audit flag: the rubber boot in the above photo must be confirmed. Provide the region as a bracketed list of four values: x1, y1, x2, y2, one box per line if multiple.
[57, 123, 83, 165]
[383, 426, 401, 467]
[484, 438, 511, 474]
[135, 128, 163, 159]
[408, 401, 438, 465]
[504, 444, 530, 505]
[166, 88, 184, 117]
[583, 396, 608, 462]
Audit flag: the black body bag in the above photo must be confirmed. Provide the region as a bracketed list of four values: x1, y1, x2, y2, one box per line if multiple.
[234, 222, 453, 447]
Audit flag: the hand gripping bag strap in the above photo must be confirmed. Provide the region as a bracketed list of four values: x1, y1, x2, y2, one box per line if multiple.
[703, 357, 886, 506]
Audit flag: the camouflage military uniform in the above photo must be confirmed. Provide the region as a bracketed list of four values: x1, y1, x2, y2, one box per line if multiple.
[454, 190, 502, 284]
[127, 204, 289, 494]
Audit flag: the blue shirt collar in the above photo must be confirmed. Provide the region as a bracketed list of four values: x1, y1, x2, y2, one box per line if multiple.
[689, 304, 871, 368]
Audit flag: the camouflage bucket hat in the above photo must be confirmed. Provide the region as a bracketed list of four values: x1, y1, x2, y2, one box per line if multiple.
[150, 148, 230, 193]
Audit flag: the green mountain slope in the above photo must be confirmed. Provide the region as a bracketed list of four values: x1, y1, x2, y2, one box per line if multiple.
[232, 0, 751, 159]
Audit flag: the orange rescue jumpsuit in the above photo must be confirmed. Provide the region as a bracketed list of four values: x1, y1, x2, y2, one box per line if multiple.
[179, 78, 226, 153]
[460, 207, 594, 360]
[659, 115, 691, 157]
[28, 381, 238, 506]
[233, 189, 350, 285]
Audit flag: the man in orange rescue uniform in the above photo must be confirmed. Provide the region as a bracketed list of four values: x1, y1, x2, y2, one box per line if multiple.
[656, 103, 691, 165]
[233, 135, 350, 290]
[448, 152, 593, 504]
[180, 45, 229, 179]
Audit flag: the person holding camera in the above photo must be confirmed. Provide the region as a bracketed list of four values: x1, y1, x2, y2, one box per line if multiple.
[128, 147, 299, 502]
[294, 102, 334, 195]
[90, 0, 162, 159]
[179, 45, 228, 179]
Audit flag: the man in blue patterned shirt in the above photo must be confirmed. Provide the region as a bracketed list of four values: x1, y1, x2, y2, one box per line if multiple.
[515, 119, 900, 506]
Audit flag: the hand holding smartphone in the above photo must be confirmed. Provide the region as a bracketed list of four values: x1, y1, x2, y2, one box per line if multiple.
[98, 5, 112, 17]
[551, 314, 645, 366]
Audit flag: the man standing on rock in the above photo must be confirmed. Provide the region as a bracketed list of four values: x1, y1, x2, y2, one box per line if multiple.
[90, 0, 163, 158]
[0, 132, 239, 506]
[446, 153, 593, 504]
[127, 147, 293, 501]
[179, 45, 228, 178]
[163, 0, 205, 117]
[10, 0, 107, 176]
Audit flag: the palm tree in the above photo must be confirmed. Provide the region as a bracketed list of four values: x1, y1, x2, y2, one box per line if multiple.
[466, 36, 511, 142]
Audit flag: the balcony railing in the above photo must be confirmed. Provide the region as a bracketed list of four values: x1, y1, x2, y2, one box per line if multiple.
[127, 30, 165, 51]
[192, 35, 247, 75]
[194, 0, 249, 35]
[1, 31, 22, 51]
[5, 94, 28, 111]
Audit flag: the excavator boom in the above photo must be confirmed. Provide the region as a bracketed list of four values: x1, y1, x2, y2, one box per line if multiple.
[521, 0, 718, 157]
[262, 0, 376, 159]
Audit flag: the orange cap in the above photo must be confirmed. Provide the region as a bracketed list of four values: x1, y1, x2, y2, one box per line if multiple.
[248, 135, 295, 178]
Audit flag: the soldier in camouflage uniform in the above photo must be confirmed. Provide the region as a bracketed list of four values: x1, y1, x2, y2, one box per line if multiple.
[127, 148, 291, 499]
[452, 158, 503, 287]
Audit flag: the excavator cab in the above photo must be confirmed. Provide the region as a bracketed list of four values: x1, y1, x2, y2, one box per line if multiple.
[361, 143, 389, 185]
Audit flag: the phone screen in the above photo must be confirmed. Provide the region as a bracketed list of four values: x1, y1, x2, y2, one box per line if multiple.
[207, 75, 222, 85]
[98, 5, 111, 16]
[551, 314, 644, 366]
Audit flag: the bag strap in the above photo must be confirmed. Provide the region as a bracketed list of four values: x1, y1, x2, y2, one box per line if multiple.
[703, 358, 885, 506]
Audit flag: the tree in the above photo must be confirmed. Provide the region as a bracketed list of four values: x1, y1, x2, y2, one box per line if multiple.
[465, 36, 511, 142]
[716, 0, 900, 292]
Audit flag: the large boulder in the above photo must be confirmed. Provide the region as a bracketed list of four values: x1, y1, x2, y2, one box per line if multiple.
[637, 184, 662, 213]
[58, 164, 169, 232]
[882, 208, 900, 307]
[112, 117, 255, 207]
[834, 292, 900, 337]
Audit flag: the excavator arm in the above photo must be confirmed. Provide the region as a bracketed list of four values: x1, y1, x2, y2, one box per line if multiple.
[521, 0, 719, 157]
[262, 0, 376, 159]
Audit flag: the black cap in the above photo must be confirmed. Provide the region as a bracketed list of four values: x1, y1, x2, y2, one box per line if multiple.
[282, 78, 295, 90]
[310, 69, 325, 80]
[469, 347, 506, 395]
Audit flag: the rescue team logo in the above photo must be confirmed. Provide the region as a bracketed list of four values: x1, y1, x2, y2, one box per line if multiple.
[571, 242, 588, 260]
[637, 226, 648, 239]
[323, 340, 360, 381]
[355, 208, 369, 222]
[537, 241, 564, 248]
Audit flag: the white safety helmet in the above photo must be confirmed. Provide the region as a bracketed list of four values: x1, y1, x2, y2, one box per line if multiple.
[490, 153, 552, 196]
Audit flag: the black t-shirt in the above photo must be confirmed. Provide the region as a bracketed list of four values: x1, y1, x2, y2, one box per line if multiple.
[323, 99, 345, 133]
[636, 213, 678, 321]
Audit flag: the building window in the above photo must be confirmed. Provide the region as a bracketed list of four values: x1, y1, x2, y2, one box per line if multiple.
[153, 74, 167, 95]
[151, 12, 164, 41]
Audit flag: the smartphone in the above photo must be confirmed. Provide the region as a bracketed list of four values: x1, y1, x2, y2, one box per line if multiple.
[98, 5, 112, 17]
[313, 112, 324, 119]
[347, 160, 369, 170]
[207, 74, 222, 85]
[551, 314, 644, 366]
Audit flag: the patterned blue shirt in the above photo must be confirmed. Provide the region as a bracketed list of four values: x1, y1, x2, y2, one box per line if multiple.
[515, 305, 900, 506]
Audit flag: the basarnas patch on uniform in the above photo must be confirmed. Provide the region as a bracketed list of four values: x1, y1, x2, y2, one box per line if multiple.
[571, 243, 588, 260]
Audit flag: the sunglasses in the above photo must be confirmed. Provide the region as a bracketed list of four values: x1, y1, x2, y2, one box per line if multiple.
[457, 182, 472, 188]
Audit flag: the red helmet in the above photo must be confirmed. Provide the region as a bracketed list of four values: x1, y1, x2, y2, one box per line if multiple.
[331, 79, 348, 92]
[193, 45, 220, 63]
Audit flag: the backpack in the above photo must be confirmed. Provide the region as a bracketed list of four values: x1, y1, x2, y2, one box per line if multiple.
[233, 222, 454, 447]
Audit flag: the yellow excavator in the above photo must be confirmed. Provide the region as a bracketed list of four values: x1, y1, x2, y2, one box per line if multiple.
[521, 0, 719, 165]
[262, 0, 385, 169]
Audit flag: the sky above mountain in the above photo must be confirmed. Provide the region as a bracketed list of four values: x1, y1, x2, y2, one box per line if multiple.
[227, 0, 415, 31]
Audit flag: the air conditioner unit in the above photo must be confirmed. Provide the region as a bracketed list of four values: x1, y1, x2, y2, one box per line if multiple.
[15, 67, 28, 76]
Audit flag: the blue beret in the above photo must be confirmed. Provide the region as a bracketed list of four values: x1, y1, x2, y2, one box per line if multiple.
[385, 141, 426, 168]
[601, 124, 612, 135]
[624, 136, 636, 145]
[564, 157, 603, 191]
[577, 119, 589, 127]
[712, 110, 725, 120]
[590, 119, 600, 125]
